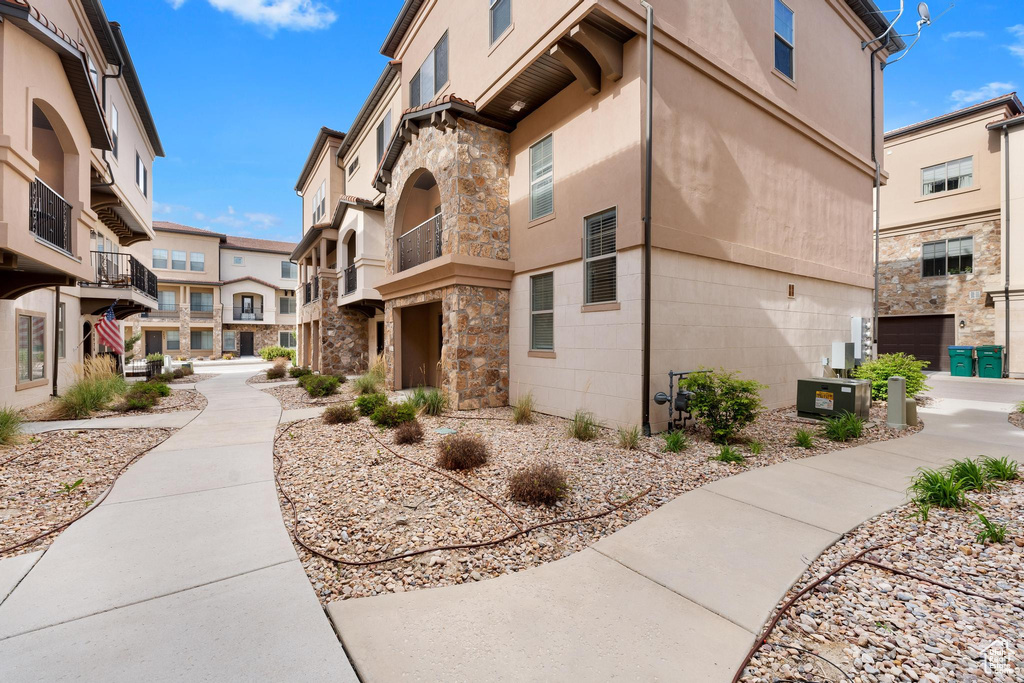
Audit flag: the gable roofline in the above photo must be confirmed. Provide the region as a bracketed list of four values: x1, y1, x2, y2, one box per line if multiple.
[380, 0, 421, 58]
[222, 235, 296, 255]
[153, 221, 227, 240]
[221, 275, 285, 290]
[336, 61, 401, 163]
[885, 93, 1024, 140]
[294, 126, 345, 193]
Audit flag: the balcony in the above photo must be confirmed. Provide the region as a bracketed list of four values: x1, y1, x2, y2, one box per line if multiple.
[190, 303, 214, 319]
[233, 306, 264, 321]
[344, 264, 357, 295]
[90, 251, 158, 299]
[142, 304, 180, 319]
[30, 178, 73, 254]
[303, 277, 320, 305]
[398, 215, 442, 272]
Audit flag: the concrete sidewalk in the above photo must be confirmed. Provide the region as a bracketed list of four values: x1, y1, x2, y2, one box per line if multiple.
[0, 370, 355, 681]
[329, 374, 1023, 681]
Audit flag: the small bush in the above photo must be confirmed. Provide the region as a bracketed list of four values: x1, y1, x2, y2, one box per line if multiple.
[662, 430, 688, 453]
[821, 412, 864, 442]
[981, 456, 1019, 482]
[793, 428, 815, 449]
[512, 392, 534, 425]
[145, 353, 165, 363]
[422, 389, 448, 416]
[156, 371, 175, 383]
[58, 357, 126, 418]
[684, 369, 765, 444]
[712, 445, 745, 464]
[257, 345, 295, 362]
[303, 375, 340, 398]
[222, 353, 234, 360]
[172, 368, 186, 379]
[509, 462, 568, 506]
[617, 425, 641, 450]
[289, 366, 312, 379]
[355, 393, 388, 416]
[409, 387, 428, 409]
[567, 410, 599, 441]
[352, 373, 382, 396]
[368, 354, 387, 381]
[180, 365, 194, 376]
[748, 440, 764, 455]
[975, 513, 1007, 544]
[323, 403, 358, 425]
[266, 366, 287, 380]
[947, 458, 989, 492]
[0, 406, 24, 445]
[119, 392, 156, 412]
[395, 419, 424, 444]
[908, 468, 969, 509]
[370, 400, 417, 428]
[436, 433, 488, 470]
[1016, 400, 1024, 414]
[852, 352, 930, 401]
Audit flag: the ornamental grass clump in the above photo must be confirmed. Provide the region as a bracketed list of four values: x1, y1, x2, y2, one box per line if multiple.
[322, 404, 358, 425]
[947, 458, 989, 492]
[289, 366, 312, 379]
[117, 381, 169, 412]
[422, 388, 448, 416]
[266, 358, 288, 380]
[617, 425, 641, 450]
[258, 346, 295, 362]
[981, 456, 1019, 482]
[370, 400, 417, 428]
[683, 369, 764, 444]
[852, 352, 930, 400]
[436, 433, 488, 470]
[662, 430, 688, 453]
[747, 439, 764, 455]
[793, 428, 815, 449]
[355, 393, 388, 417]
[302, 374, 339, 398]
[908, 467, 969, 510]
[512, 392, 534, 425]
[567, 409, 600, 442]
[509, 462, 569, 506]
[352, 373, 382, 396]
[58, 356, 127, 419]
[821, 411, 864, 442]
[394, 419, 424, 444]
[975, 513, 1008, 544]
[712, 445, 745, 464]
[0, 406, 24, 446]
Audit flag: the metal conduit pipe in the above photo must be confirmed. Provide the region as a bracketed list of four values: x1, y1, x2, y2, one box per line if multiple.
[869, 36, 890, 356]
[640, 0, 654, 436]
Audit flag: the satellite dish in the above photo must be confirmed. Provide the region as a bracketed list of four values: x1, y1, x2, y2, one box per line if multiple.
[917, 2, 931, 24]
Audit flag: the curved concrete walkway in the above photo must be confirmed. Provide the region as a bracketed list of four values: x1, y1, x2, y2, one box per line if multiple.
[0, 368, 355, 682]
[329, 374, 1023, 681]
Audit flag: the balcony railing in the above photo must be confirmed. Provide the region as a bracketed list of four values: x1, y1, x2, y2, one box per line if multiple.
[30, 178, 73, 254]
[142, 304, 179, 318]
[303, 277, 320, 305]
[344, 264, 357, 295]
[398, 214, 442, 272]
[233, 306, 264, 321]
[190, 303, 214, 319]
[90, 251, 158, 299]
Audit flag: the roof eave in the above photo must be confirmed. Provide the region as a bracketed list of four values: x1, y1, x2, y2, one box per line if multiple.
[336, 62, 400, 162]
[885, 94, 1024, 140]
[294, 127, 345, 193]
[110, 23, 164, 157]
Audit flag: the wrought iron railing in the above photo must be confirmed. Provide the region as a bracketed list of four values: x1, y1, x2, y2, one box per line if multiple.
[233, 306, 264, 321]
[189, 303, 214, 318]
[30, 178, 73, 253]
[344, 264, 357, 295]
[398, 214, 442, 272]
[142, 304, 179, 318]
[90, 251, 158, 299]
[302, 277, 320, 304]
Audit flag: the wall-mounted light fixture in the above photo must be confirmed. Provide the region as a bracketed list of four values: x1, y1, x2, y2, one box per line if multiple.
[959, 319, 966, 329]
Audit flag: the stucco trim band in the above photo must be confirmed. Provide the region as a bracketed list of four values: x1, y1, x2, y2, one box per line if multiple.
[375, 253, 516, 301]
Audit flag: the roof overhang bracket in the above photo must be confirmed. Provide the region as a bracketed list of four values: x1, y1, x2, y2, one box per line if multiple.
[550, 41, 601, 96]
[570, 23, 622, 82]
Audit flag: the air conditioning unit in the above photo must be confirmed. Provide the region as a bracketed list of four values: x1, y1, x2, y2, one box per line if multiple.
[796, 378, 871, 420]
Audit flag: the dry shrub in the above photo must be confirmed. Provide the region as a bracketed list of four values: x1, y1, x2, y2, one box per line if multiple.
[395, 419, 424, 444]
[509, 462, 569, 506]
[512, 392, 534, 425]
[266, 357, 288, 380]
[323, 403, 357, 425]
[436, 433, 488, 470]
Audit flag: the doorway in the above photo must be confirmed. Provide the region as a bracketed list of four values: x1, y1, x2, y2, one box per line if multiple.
[241, 295, 255, 320]
[145, 330, 162, 356]
[399, 301, 442, 389]
[239, 331, 254, 356]
[83, 322, 93, 357]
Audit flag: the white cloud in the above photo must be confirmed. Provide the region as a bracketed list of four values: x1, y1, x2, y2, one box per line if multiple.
[949, 82, 1017, 106]
[167, 0, 335, 31]
[207, 207, 282, 231]
[942, 30, 986, 41]
[1008, 25, 1024, 65]
[244, 212, 280, 229]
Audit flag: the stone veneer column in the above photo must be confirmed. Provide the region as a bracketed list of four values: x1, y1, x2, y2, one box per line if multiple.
[319, 275, 370, 376]
[179, 307, 191, 357]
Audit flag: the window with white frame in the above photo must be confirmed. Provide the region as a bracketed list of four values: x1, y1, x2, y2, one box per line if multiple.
[530, 135, 554, 221]
[923, 236, 973, 277]
[190, 330, 213, 350]
[311, 181, 326, 224]
[530, 272, 554, 351]
[410, 32, 449, 108]
[279, 331, 297, 348]
[584, 208, 617, 304]
[279, 296, 296, 314]
[490, 0, 511, 44]
[166, 330, 180, 351]
[152, 248, 168, 269]
[157, 290, 176, 311]
[190, 291, 213, 312]
[774, 0, 795, 80]
[190, 252, 205, 271]
[135, 153, 148, 197]
[17, 313, 46, 384]
[171, 250, 186, 270]
[348, 158, 359, 177]
[922, 157, 973, 195]
[223, 330, 236, 352]
[111, 104, 119, 159]
[281, 261, 298, 279]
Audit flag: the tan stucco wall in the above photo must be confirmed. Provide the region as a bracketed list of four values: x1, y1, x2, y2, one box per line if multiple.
[341, 79, 401, 203]
[300, 136, 344, 231]
[136, 231, 221, 282]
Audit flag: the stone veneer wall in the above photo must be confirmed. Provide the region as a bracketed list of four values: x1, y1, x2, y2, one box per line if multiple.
[318, 276, 370, 375]
[381, 118, 512, 408]
[221, 323, 282, 355]
[878, 219, 1000, 346]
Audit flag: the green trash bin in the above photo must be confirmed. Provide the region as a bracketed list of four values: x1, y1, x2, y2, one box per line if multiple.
[976, 345, 1004, 378]
[948, 346, 975, 377]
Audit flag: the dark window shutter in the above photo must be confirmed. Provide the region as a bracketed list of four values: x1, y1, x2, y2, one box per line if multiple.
[435, 32, 449, 90]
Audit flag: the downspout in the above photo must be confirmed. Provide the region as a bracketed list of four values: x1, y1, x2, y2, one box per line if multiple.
[639, 0, 654, 436]
[870, 37, 889, 357]
[1003, 124, 1011, 376]
[53, 285, 60, 397]
[95, 64, 124, 191]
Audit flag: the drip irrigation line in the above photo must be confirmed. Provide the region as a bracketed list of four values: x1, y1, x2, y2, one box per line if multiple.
[857, 557, 1024, 611]
[762, 643, 854, 683]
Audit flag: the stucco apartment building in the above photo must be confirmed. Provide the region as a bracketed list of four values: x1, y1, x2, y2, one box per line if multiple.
[295, 0, 900, 430]
[127, 222, 298, 359]
[0, 0, 162, 409]
[878, 93, 1023, 374]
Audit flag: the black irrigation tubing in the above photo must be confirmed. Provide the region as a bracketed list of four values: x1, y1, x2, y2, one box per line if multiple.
[0, 427, 179, 556]
[273, 417, 652, 567]
[761, 643, 854, 683]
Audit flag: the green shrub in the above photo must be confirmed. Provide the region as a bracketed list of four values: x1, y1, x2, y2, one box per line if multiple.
[662, 430, 688, 453]
[793, 428, 815, 449]
[180, 365, 194, 377]
[370, 400, 417, 428]
[289, 366, 312, 379]
[436, 433, 488, 470]
[145, 353, 165, 363]
[1016, 400, 1024, 414]
[617, 425, 641, 450]
[156, 371, 175, 383]
[0, 406, 23, 446]
[821, 412, 864, 442]
[323, 404, 358, 425]
[257, 345, 296, 362]
[409, 387, 428, 409]
[947, 458, 989, 492]
[266, 366, 287, 380]
[355, 393, 388, 417]
[422, 389, 448, 416]
[352, 373, 382, 396]
[172, 368, 186, 379]
[852, 352, 930, 400]
[908, 468, 969, 509]
[683, 369, 765, 444]
[975, 513, 1007, 544]
[981, 456, 1019, 482]
[395, 419, 424, 444]
[509, 462, 568, 506]
[118, 382, 167, 412]
[512, 392, 534, 425]
[712, 445, 745, 464]
[302, 375, 339, 398]
[58, 358, 127, 419]
[748, 440, 764, 455]
[567, 410, 600, 441]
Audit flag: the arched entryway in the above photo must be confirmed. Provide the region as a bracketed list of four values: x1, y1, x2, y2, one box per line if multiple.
[394, 169, 441, 272]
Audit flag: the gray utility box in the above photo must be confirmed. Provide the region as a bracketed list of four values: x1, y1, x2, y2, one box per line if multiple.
[796, 378, 871, 420]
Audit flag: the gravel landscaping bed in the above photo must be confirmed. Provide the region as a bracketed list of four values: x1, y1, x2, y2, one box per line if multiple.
[19, 389, 207, 422]
[741, 481, 1024, 683]
[1010, 412, 1023, 431]
[261, 383, 359, 410]
[0, 428, 175, 558]
[275, 401, 920, 606]
[169, 373, 216, 384]
[246, 370, 297, 385]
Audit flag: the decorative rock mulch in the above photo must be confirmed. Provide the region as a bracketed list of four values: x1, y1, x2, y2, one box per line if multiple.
[0, 428, 175, 558]
[1010, 411, 1023, 431]
[261, 383, 362, 410]
[169, 373, 216, 384]
[275, 401, 920, 606]
[246, 370, 292, 385]
[741, 481, 1024, 683]
[19, 389, 207, 422]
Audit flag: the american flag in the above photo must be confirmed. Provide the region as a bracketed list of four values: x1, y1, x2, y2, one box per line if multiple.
[95, 304, 123, 353]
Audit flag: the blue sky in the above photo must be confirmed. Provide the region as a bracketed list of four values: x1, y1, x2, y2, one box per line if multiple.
[107, 0, 1023, 244]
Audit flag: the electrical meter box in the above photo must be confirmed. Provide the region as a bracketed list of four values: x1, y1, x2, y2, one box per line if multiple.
[831, 342, 855, 371]
[796, 378, 871, 420]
